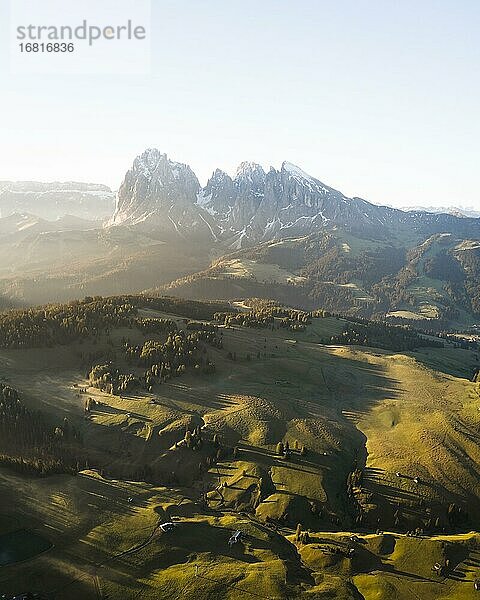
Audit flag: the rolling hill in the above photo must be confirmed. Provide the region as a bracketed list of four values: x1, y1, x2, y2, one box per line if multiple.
[1, 295, 480, 598]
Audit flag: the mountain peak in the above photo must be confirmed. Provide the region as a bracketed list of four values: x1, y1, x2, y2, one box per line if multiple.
[210, 168, 231, 181]
[133, 148, 165, 174]
[234, 161, 265, 180]
[131, 148, 194, 183]
[110, 149, 208, 236]
[282, 161, 316, 184]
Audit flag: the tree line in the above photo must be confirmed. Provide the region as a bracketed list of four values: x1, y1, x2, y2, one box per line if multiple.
[0, 295, 231, 349]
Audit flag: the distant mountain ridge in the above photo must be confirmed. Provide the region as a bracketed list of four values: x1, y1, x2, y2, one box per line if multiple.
[111, 149, 480, 248]
[0, 181, 115, 222]
[4, 151, 479, 243]
[399, 205, 480, 219]
[0, 148, 479, 325]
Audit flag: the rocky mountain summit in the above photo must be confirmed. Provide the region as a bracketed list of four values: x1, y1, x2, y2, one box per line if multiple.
[109, 149, 214, 240]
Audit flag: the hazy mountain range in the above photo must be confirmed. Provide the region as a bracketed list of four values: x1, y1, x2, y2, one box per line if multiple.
[399, 205, 480, 219]
[1, 148, 479, 327]
[0, 181, 115, 221]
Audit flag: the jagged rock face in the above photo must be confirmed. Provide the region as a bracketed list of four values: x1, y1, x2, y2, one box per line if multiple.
[110, 148, 480, 248]
[197, 168, 235, 226]
[110, 149, 214, 240]
[199, 161, 394, 247]
[198, 162, 268, 243]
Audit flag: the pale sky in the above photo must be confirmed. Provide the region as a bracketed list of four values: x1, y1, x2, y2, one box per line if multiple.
[0, 0, 479, 208]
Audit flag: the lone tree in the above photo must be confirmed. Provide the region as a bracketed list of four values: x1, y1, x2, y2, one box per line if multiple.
[276, 442, 284, 455]
[295, 523, 302, 542]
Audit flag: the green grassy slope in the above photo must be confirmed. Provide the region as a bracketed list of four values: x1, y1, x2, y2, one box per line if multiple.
[1, 304, 480, 598]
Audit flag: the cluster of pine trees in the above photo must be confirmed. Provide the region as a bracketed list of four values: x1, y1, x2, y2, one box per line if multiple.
[327, 319, 443, 351]
[0, 297, 137, 349]
[0, 382, 82, 475]
[214, 305, 314, 330]
[88, 363, 140, 395]
[125, 328, 220, 368]
[275, 440, 306, 458]
[134, 317, 177, 334]
[88, 327, 220, 395]
[0, 295, 232, 350]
